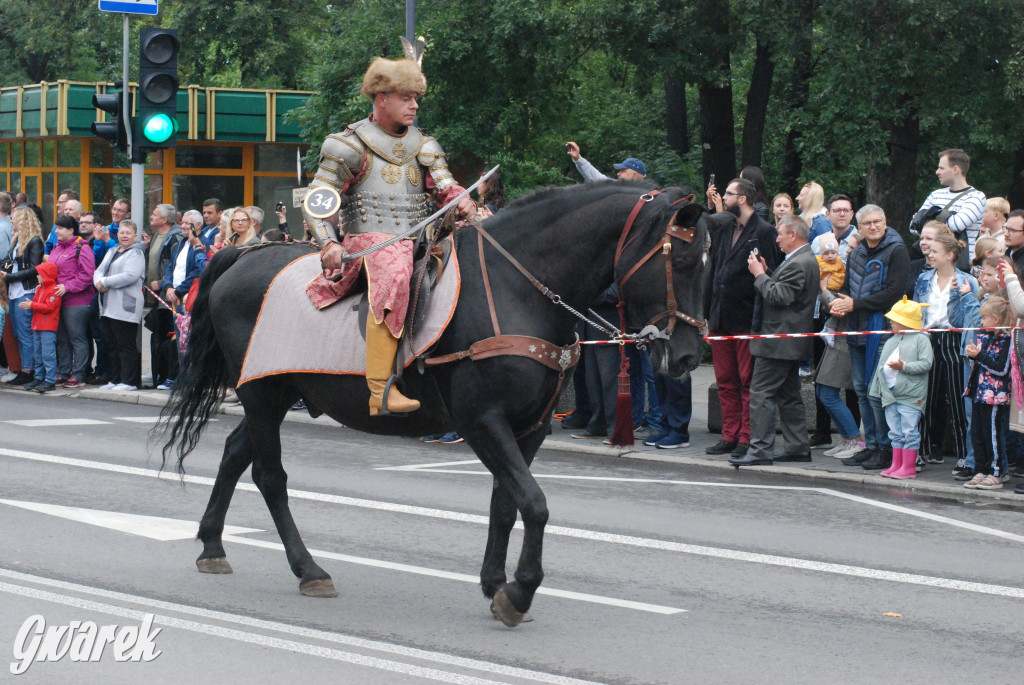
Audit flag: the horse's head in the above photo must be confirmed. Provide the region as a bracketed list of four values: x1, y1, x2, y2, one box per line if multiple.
[616, 188, 708, 378]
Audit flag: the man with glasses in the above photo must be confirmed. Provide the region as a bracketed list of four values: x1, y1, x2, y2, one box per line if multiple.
[105, 199, 131, 242]
[812, 194, 858, 263]
[163, 210, 207, 311]
[703, 178, 781, 457]
[824, 204, 910, 471]
[809, 194, 861, 447]
[1004, 210, 1024, 275]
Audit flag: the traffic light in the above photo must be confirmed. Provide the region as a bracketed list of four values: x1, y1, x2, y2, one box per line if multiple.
[137, 27, 180, 151]
[92, 84, 130, 153]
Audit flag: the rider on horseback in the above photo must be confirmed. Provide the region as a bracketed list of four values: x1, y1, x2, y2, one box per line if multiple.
[305, 50, 476, 416]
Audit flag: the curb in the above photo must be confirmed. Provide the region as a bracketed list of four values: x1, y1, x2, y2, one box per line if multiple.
[7, 385, 1023, 507]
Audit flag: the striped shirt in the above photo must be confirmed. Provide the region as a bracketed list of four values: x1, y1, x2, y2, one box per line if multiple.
[917, 186, 987, 256]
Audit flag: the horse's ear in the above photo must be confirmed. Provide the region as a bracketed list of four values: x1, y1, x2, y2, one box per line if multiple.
[669, 202, 704, 229]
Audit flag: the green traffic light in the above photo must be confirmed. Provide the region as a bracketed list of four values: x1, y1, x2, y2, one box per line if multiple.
[143, 113, 177, 144]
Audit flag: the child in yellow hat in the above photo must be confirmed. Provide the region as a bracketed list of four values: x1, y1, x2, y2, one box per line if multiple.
[868, 296, 935, 478]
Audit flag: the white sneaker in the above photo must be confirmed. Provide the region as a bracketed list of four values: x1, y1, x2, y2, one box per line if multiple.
[100, 382, 118, 390]
[0, 372, 17, 383]
[833, 438, 863, 459]
[113, 384, 138, 391]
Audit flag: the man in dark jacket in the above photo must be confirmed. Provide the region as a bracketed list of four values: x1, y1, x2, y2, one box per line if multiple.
[703, 178, 781, 456]
[732, 214, 821, 466]
[144, 204, 183, 389]
[823, 204, 910, 470]
[571, 284, 622, 440]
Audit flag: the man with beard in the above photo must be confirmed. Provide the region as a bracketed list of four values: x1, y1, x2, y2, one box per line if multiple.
[703, 178, 781, 456]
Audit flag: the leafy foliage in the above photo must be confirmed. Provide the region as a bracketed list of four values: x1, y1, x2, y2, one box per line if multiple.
[3, 0, 1024, 207]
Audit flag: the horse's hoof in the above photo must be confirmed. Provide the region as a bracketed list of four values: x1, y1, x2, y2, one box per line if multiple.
[489, 602, 536, 622]
[299, 578, 338, 598]
[490, 587, 526, 627]
[196, 557, 233, 574]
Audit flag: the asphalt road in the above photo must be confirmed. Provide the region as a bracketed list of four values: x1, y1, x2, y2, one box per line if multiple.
[1, 390, 1022, 684]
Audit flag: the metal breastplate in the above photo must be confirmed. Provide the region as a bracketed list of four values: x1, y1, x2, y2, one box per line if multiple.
[341, 120, 431, 234]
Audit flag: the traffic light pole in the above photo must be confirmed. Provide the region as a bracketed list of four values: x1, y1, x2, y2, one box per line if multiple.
[123, 13, 146, 234]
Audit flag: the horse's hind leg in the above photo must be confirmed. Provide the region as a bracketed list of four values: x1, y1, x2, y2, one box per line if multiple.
[479, 426, 547, 600]
[246, 400, 337, 598]
[196, 420, 254, 575]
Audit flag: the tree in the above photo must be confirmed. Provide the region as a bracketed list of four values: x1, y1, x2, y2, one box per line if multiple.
[0, 1, 121, 84]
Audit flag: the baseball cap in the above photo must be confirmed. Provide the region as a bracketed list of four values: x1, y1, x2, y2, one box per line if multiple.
[613, 157, 647, 176]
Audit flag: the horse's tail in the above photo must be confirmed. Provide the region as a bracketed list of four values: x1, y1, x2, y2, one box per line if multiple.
[159, 247, 243, 474]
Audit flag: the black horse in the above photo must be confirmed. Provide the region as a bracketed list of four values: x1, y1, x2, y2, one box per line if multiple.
[161, 181, 708, 627]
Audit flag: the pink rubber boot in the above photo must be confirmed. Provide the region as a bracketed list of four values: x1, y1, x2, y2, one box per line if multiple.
[891, 448, 917, 479]
[881, 447, 903, 478]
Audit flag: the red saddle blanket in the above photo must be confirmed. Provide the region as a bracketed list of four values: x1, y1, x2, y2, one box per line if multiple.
[237, 249, 460, 387]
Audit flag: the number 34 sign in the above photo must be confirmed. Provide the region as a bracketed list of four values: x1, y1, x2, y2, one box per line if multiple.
[303, 187, 341, 219]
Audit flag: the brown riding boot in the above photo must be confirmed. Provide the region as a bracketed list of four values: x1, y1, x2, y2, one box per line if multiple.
[365, 318, 420, 416]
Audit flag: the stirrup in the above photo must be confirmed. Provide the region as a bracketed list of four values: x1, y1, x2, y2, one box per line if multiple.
[376, 375, 404, 417]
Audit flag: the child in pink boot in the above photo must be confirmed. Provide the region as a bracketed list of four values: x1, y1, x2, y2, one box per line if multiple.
[869, 297, 934, 478]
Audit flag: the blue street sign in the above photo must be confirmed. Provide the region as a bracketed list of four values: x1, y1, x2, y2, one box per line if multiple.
[98, 0, 158, 16]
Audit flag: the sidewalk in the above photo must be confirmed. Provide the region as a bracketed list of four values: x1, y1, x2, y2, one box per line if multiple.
[6, 362, 1022, 506]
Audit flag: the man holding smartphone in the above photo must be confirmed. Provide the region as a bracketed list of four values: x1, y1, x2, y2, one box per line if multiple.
[565, 142, 646, 182]
[703, 178, 782, 457]
[163, 209, 207, 310]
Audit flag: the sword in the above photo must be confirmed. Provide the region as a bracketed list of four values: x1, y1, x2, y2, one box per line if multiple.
[340, 165, 499, 263]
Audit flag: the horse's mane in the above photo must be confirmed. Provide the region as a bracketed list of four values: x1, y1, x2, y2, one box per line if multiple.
[506, 179, 658, 211]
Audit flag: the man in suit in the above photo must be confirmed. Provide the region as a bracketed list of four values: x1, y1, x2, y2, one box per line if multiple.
[703, 178, 781, 457]
[731, 213, 821, 467]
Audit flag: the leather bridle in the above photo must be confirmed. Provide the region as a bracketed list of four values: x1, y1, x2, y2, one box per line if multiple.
[614, 191, 707, 338]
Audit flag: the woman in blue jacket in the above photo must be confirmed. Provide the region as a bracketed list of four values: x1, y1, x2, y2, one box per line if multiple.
[913, 228, 979, 472]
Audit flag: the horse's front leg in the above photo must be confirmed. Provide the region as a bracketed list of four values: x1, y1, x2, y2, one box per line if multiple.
[479, 424, 547, 599]
[246, 401, 337, 598]
[196, 420, 254, 575]
[464, 416, 549, 627]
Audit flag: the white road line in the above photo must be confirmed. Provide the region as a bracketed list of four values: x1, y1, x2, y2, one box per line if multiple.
[3, 447, 1023, 600]
[219, 535, 683, 615]
[3, 418, 111, 427]
[0, 585, 523, 685]
[0, 568, 605, 685]
[114, 416, 164, 423]
[379, 462, 1024, 545]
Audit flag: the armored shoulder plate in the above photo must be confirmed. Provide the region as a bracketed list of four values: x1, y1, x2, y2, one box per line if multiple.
[313, 132, 365, 189]
[418, 137, 456, 191]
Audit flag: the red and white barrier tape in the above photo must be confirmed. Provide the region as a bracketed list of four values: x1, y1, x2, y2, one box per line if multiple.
[578, 326, 1017, 345]
[144, 285, 185, 321]
[702, 326, 1015, 342]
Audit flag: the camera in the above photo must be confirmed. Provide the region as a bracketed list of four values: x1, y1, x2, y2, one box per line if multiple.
[276, 201, 286, 212]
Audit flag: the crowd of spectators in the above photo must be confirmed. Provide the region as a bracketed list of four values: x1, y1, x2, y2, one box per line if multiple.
[4, 146, 1024, 496]
[0, 190, 292, 395]
[558, 147, 1024, 494]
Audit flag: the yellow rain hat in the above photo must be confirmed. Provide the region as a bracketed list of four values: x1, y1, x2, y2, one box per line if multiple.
[885, 295, 929, 330]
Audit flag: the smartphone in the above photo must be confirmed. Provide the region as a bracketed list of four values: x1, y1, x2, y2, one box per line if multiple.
[708, 173, 715, 189]
[752, 247, 759, 257]
[565, 143, 572, 151]
[191, 226, 200, 238]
